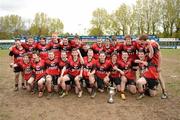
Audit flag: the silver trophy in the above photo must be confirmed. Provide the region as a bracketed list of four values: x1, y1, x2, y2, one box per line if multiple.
[107, 86, 116, 104]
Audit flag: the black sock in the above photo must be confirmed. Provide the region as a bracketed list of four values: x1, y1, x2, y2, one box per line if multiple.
[15, 84, 18, 87]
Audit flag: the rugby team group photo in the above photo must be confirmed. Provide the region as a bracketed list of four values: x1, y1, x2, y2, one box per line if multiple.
[9, 33, 167, 100]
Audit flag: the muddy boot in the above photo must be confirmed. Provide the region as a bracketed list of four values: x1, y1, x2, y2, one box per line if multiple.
[14, 84, 18, 91]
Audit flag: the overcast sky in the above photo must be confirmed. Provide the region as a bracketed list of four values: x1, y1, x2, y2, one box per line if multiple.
[0, 0, 136, 34]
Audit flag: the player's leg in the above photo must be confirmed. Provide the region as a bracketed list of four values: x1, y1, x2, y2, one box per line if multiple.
[103, 76, 110, 87]
[21, 71, 26, 89]
[113, 77, 121, 93]
[38, 77, 45, 98]
[147, 79, 159, 97]
[136, 77, 147, 100]
[74, 75, 83, 98]
[127, 81, 137, 94]
[53, 76, 59, 93]
[95, 76, 104, 93]
[27, 77, 34, 92]
[12, 65, 23, 91]
[89, 74, 96, 98]
[59, 74, 70, 97]
[120, 76, 127, 100]
[46, 75, 53, 99]
[14, 72, 20, 91]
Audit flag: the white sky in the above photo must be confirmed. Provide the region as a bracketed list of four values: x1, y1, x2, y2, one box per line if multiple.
[0, 0, 136, 34]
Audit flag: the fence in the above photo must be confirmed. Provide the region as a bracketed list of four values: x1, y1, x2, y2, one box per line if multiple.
[0, 37, 179, 49]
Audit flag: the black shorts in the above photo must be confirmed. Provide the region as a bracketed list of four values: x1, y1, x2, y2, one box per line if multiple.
[126, 79, 136, 85]
[109, 77, 121, 85]
[144, 77, 159, 90]
[95, 75, 104, 89]
[65, 74, 75, 85]
[51, 75, 59, 85]
[14, 66, 22, 73]
[83, 77, 90, 88]
[132, 62, 138, 71]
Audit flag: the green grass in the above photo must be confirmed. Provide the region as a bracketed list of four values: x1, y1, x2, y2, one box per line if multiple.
[1, 49, 180, 57]
[161, 49, 180, 57]
[0, 50, 9, 57]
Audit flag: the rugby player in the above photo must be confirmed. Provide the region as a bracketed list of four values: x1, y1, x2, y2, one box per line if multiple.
[31, 52, 46, 98]
[9, 39, 26, 91]
[45, 51, 60, 99]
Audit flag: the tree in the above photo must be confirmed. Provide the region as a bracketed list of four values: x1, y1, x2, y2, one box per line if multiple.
[29, 12, 64, 36]
[0, 15, 25, 39]
[89, 8, 110, 35]
[113, 3, 131, 35]
[88, 27, 103, 36]
[29, 12, 49, 36]
[48, 18, 64, 35]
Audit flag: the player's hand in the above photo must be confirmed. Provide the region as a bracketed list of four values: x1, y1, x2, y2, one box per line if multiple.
[120, 71, 125, 76]
[161, 92, 168, 99]
[10, 63, 14, 68]
[90, 70, 95, 75]
[157, 67, 161, 72]
[79, 74, 82, 79]
[113, 66, 118, 70]
[13, 64, 18, 67]
[134, 59, 140, 63]
[77, 49, 80, 54]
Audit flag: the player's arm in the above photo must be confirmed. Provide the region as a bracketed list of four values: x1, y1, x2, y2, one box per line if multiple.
[9, 45, 15, 51]
[79, 66, 83, 78]
[60, 66, 66, 77]
[113, 66, 125, 76]
[147, 42, 154, 59]
[134, 59, 148, 66]
[77, 49, 84, 64]
[9, 50, 15, 67]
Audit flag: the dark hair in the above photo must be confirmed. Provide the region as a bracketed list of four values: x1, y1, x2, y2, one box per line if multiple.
[40, 35, 46, 40]
[88, 48, 93, 52]
[138, 49, 145, 53]
[32, 51, 40, 56]
[74, 35, 79, 39]
[72, 48, 78, 52]
[124, 35, 132, 40]
[23, 53, 29, 57]
[15, 38, 21, 41]
[63, 35, 68, 39]
[111, 35, 117, 41]
[121, 51, 128, 54]
[139, 34, 148, 41]
[99, 51, 106, 55]
[111, 51, 118, 56]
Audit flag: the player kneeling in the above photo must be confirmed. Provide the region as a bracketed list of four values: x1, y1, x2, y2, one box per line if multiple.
[135, 50, 159, 99]
[32, 52, 46, 98]
[110, 52, 124, 99]
[60, 48, 84, 98]
[82, 49, 96, 98]
[58, 50, 69, 98]
[95, 51, 111, 93]
[119, 51, 137, 100]
[18, 54, 34, 93]
[45, 51, 60, 99]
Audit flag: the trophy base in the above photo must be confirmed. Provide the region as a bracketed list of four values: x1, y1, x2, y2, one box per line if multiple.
[107, 100, 114, 104]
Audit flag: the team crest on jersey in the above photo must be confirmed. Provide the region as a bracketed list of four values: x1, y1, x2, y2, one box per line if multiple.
[127, 48, 132, 53]
[42, 47, 46, 51]
[36, 66, 41, 70]
[29, 47, 33, 51]
[25, 67, 31, 73]
[100, 66, 104, 71]
[51, 62, 55, 66]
